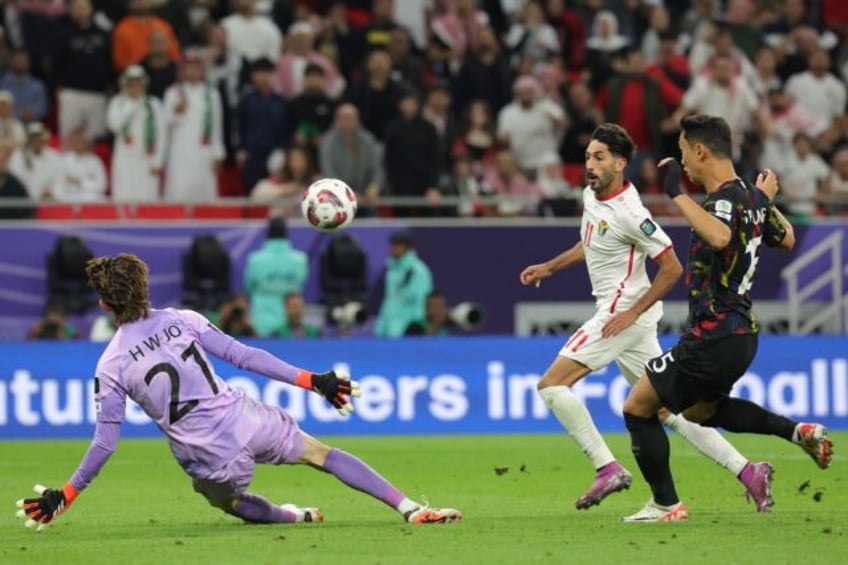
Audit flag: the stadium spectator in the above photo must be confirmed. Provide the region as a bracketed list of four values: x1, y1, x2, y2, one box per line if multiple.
[387, 27, 426, 93]
[725, 0, 763, 60]
[453, 26, 512, 114]
[112, 0, 181, 73]
[785, 48, 846, 126]
[163, 53, 225, 202]
[287, 64, 336, 151]
[559, 80, 602, 166]
[405, 290, 460, 336]
[640, 5, 672, 66]
[751, 46, 781, 99]
[673, 54, 766, 162]
[106, 65, 166, 202]
[451, 99, 497, 177]
[596, 48, 683, 176]
[141, 30, 178, 100]
[392, 0, 429, 50]
[0, 142, 34, 219]
[497, 75, 565, 176]
[9, 122, 61, 200]
[52, 0, 113, 140]
[244, 217, 308, 338]
[54, 130, 108, 203]
[645, 30, 691, 93]
[383, 90, 440, 216]
[822, 147, 848, 212]
[0, 48, 48, 123]
[422, 84, 458, 184]
[361, 0, 402, 54]
[276, 292, 322, 338]
[481, 147, 543, 217]
[277, 21, 345, 101]
[585, 10, 630, 91]
[446, 156, 483, 217]
[251, 146, 318, 208]
[760, 83, 829, 176]
[222, 0, 283, 88]
[505, 0, 560, 68]
[375, 230, 433, 338]
[780, 133, 830, 219]
[319, 104, 382, 213]
[346, 49, 402, 141]
[536, 151, 576, 216]
[26, 305, 79, 340]
[216, 294, 256, 338]
[237, 57, 288, 195]
[321, 1, 362, 80]
[431, 0, 488, 59]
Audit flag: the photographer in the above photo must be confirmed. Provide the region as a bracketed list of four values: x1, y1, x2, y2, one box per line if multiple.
[216, 294, 255, 338]
[27, 305, 79, 340]
[405, 291, 459, 337]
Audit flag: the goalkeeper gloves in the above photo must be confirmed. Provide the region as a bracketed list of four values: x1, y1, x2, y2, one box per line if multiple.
[659, 158, 683, 199]
[296, 369, 360, 415]
[16, 483, 78, 531]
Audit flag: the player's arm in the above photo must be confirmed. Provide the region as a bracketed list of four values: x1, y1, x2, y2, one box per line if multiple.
[519, 241, 585, 286]
[190, 313, 359, 414]
[659, 158, 731, 249]
[15, 380, 125, 531]
[756, 169, 795, 251]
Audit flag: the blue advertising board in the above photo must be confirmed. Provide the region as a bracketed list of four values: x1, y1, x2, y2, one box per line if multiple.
[0, 337, 846, 439]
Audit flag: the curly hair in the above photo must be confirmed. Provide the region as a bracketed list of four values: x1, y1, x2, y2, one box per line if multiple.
[85, 254, 151, 326]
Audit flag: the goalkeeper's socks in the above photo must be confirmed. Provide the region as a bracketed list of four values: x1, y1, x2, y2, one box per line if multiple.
[702, 398, 797, 441]
[234, 493, 298, 523]
[323, 449, 405, 510]
[624, 413, 679, 507]
[538, 385, 616, 469]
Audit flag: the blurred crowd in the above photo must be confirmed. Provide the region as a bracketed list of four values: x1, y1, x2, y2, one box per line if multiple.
[1, 0, 848, 220]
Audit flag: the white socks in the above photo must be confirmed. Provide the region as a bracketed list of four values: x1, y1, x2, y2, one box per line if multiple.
[396, 498, 419, 515]
[539, 385, 616, 469]
[662, 412, 747, 476]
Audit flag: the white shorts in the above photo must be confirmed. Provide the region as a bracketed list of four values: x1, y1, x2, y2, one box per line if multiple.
[559, 312, 662, 384]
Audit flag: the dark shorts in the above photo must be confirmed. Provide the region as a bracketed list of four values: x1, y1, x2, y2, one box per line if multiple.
[646, 333, 758, 414]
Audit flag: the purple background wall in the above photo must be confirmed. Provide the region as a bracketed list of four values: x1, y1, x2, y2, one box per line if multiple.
[0, 221, 844, 339]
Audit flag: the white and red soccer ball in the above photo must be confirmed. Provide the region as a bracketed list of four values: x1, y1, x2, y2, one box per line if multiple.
[301, 178, 357, 232]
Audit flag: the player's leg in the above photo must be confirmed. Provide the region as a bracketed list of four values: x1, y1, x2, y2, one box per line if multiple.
[621, 371, 688, 522]
[539, 318, 645, 509]
[686, 399, 833, 469]
[298, 433, 461, 524]
[191, 452, 312, 524]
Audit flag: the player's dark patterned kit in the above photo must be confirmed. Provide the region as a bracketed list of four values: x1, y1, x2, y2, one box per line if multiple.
[647, 179, 787, 413]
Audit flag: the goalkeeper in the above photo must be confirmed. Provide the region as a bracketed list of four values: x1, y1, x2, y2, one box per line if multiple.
[16, 254, 460, 531]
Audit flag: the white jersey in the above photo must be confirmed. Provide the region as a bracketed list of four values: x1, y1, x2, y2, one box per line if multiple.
[580, 182, 673, 326]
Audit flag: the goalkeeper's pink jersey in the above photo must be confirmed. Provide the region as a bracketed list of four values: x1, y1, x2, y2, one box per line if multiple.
[94, 308, 300, 478]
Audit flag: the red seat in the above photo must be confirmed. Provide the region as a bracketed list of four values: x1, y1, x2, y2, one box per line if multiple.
[79, 205, 120, 220]
[134, 205, 187, 220]
[562, 164, 585, 187]
[192, 205, 244, 219]
[244, 204, 270, 219]
[37, 205, 76, 220]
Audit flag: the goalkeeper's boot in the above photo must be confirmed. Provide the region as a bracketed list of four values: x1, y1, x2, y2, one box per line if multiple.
[622, 500, 689, 523]
[280, 504, 323, 523]
[738, 461, 774, 513]
[793, 423, 833, 469]
[575, 461, 632, 510]
[405, 506, 462, 524]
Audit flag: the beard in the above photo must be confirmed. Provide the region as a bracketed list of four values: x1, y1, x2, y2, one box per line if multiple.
[586, 169, 616, 193]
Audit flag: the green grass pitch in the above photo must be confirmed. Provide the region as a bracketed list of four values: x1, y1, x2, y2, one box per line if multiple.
[2, 433, 846, 565]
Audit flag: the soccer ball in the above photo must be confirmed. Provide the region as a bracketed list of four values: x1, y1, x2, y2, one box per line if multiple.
[301, 178, 358, 232]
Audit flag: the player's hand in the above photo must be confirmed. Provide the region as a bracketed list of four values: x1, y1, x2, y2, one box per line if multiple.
[308, 370, 361, 415]
[520, 263, 553, 287]
[15, 483, 78, 532]
[658, 157, 683, 199]
[602, 309, 639, 338]
[756, 169, 779, 201]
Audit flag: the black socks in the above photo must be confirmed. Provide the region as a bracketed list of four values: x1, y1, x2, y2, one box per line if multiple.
[702, 398, 797, 441]
[624, 413, 679, 506]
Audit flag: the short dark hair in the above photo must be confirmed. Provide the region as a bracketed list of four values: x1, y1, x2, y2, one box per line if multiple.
[268, 217, 288, 239]
[590, 123, 635, 162]
[680, 114, 733, 160]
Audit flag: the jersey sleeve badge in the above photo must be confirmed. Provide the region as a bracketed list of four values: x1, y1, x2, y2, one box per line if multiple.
[639, 218, 657, 236]
[714, 199, 733, 221]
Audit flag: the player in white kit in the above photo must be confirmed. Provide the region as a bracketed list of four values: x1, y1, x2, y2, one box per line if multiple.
[520, 124, 773, 512]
